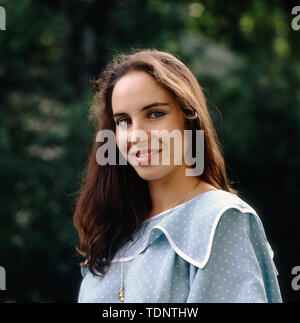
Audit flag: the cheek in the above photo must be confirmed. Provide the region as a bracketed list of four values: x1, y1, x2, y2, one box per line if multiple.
[116, 129, 128, 155]
[164, 112, 186, 132]
[115, 130, 120, 147]
[167, 116, 186, 163]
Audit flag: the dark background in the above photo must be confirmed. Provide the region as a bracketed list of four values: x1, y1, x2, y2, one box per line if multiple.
[0, 0, 299, 303]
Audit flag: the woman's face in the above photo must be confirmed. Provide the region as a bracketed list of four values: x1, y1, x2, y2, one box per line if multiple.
[111, 70, 188, 181]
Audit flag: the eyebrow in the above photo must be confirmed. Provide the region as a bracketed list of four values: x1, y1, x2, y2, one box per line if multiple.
[112, 102, 169, 118]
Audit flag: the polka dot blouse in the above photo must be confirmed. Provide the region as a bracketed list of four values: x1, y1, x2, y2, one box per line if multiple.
[78, 189, 282, 303]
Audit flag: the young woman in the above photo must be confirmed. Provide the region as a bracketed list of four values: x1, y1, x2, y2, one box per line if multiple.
[73, 49, 282, 303]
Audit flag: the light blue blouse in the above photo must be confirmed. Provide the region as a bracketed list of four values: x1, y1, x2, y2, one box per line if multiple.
[78, 190, 282, 303]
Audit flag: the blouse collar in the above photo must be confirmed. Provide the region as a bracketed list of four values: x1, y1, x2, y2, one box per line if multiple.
[111, 190, 261, 269]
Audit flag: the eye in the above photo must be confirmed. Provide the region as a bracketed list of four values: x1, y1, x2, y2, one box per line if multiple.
[115, 111, 166, 127]
[148, 111, 166, 119]
[115, 118, 130, 128]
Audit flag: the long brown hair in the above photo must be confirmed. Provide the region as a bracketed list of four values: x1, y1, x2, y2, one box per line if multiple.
[73, 48, 237, 276]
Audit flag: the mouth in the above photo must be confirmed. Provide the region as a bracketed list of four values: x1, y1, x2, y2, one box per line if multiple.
[134, 148, 162, 164]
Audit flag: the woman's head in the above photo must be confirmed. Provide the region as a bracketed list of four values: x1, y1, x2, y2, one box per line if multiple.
[91, 49, 227, 186]
[73, 49, 236, 275]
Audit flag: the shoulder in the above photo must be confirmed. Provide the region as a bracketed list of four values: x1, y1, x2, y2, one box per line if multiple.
[192, 189, 258, 217]
[191, 189, 263, 236]
[152, 189, 271, 269]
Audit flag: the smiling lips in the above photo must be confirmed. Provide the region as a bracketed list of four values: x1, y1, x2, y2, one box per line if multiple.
[134, 148, 162, 164]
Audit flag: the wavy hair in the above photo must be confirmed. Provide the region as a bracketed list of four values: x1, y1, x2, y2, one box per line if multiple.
[73, 48, 237, 276]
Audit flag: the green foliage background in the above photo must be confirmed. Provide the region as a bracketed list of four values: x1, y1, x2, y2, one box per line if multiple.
[0, 0, 299, 302]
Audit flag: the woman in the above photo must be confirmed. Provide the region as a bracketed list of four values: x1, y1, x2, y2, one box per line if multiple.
[73, 49, 282, 303]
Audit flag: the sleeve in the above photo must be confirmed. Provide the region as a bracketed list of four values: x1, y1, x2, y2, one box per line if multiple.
[186, 208, 282, 303]
[77, 264, 89, 303]
[77, 274, 86, 303]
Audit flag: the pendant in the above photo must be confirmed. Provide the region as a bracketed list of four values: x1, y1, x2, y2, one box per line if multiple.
[118, 287, 124, 302]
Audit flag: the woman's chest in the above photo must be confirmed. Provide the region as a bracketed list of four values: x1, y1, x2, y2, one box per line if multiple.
[79, 237, 192, 303]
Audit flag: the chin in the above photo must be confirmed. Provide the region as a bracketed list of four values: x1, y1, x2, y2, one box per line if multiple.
[133, 164, 177, 182]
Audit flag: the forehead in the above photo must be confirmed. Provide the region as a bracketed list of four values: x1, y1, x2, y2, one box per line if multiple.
[111, 71, 173, 112]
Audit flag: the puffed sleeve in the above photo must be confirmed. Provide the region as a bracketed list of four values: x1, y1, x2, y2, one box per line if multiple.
[186, 208, 282, 303]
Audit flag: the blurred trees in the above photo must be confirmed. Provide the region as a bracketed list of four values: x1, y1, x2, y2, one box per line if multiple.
[0, 0, 299, 302]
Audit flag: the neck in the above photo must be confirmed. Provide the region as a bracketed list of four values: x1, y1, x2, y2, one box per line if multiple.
[147, 166, 201, 219]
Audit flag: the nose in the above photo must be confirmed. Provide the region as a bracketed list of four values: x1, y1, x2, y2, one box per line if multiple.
[127, 119, 150, 145]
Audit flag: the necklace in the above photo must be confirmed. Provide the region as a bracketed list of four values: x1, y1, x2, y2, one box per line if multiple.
[118, 180, 200, 302]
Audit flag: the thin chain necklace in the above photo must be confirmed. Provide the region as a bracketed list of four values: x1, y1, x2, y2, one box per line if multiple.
[118, 180, 200, 302]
